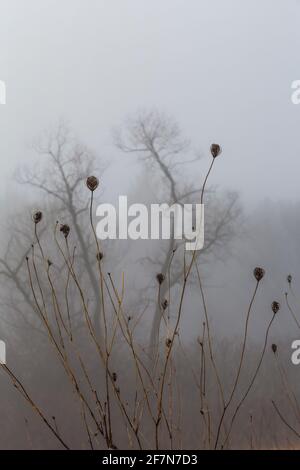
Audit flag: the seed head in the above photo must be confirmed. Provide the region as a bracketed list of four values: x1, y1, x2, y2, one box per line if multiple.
[287, 274, 292, 285]
[210, 143, 222, 158]
[60, 224, 70, 239]
[96, 252, 104, 261]
[271, 343, 277, 354]
[161, 299, 168, 310]
[253, 267, 265, 282]
[86, 176, 99, 192]
[32, 210, 43, 225]
[166, 338, 172, 348]
[156, 273, 165, 285]
[271, 301, 280, 314]
[112, 372, 117, 382]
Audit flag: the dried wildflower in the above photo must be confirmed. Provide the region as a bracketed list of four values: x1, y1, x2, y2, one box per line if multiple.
[272, 301, 280, 314]
[112, 372, 117, 382]
[47, 259, 53, 267]
[32, 210, 43, 224]
[161, 299, 168, 310]
[86, 176, 99, 192]
[60, 224, 70, 239]
[287, 274, 292, 285]
[210, 143, 222, 158]
[271, 344, 277, 354]
[96, 252, 104, 261]
[156, 273, 165, 285]
[166, 338, 172, 348]
[253, 267, 265, 282]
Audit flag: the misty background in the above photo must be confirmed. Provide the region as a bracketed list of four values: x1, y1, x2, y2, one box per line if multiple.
[0, 0, 300, 205]
[0, 0, 300, 450]
[0, 0, 299, 335]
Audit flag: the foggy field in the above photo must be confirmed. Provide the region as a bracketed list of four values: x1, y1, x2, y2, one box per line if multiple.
[0, 0, 300, 452]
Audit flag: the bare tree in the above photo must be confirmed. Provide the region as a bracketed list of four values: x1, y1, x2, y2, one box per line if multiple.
[115, 110, 242, 356]
[0, 114, 241, 359]
[1, 124, 105, 339]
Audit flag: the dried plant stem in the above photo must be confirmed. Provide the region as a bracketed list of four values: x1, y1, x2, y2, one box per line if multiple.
[89, 191, 114, 447]
[59, 240, 134, 448]
[34, 224, 45, 259]
[222, 313, 276, 448]
[195, 263, 225, 409]
[285, 292, 300, 329]
[81, 401, 94, 450]
[64, 246, 75, 340]
[198, 325, 212, 447]
[106, 274, 172, 444]
[274, 352, 300, 422]
[1, 364, 69, 450]
[155, 157, 216, 449]
[214, 281, 260, 449]
[272, 401, 300, 439]
[27, 252, 107, 447]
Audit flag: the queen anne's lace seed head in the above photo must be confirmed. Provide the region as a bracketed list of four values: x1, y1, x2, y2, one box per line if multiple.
[86, 176, 99, 192]
[210, 144, 222, 158]
[253, 267, 265, 282]
[32, 211, 43, 224]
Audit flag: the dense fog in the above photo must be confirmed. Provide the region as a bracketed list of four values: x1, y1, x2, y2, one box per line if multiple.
[0, 0, 300, 450]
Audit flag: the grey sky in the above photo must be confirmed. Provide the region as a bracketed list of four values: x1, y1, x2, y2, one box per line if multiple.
[0, 0, 300, 207]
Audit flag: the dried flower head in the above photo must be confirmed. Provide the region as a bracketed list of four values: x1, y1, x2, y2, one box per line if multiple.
[112, 372, 117, 382]
[47, 259, 53, 267]
[253, 267, 265, 282]
[32, 210, 43, 225]
[161, 299, 168, 310]
[96, 252, 104, 261]
[60, 224, 70, 239]
[156, 273, 165, 285]
[210, 143, 222, 158]
[86, 176, 99, 192]
[166, 338, 172, 348]
[287, 274, 292, 285]
[271, 301, 280, 314]
[271, 344, 277, 354]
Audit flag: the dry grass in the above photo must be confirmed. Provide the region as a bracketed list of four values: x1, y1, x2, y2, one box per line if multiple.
[0, 143, 299, 450]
